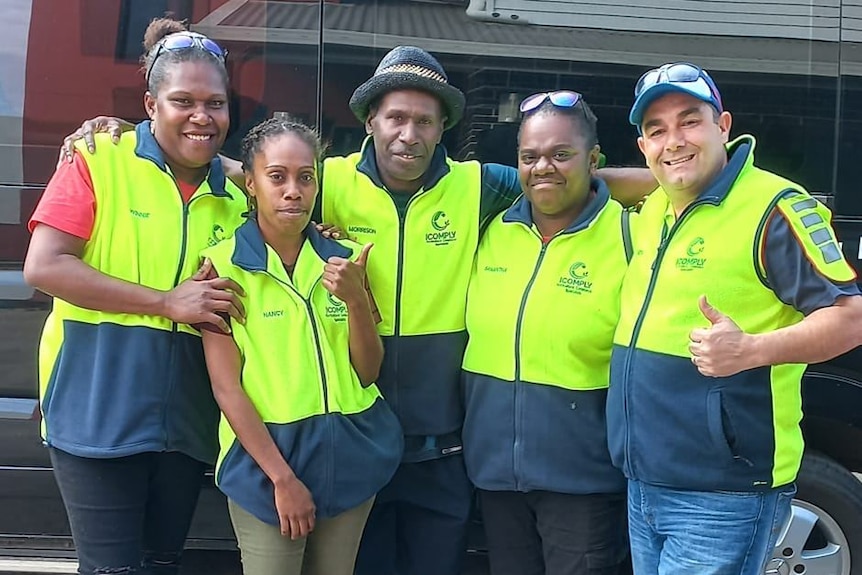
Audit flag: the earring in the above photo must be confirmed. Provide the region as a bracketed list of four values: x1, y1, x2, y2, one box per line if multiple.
[149, 121, 156, 135]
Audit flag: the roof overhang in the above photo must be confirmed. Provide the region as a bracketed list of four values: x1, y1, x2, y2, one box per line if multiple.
[194, 0, 862, 77]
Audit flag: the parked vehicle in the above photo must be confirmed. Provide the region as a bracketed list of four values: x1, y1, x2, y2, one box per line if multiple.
[2, 1, 861, 574]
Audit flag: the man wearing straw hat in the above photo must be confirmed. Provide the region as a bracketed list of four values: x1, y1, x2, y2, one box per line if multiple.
[321, 46, 518, 575]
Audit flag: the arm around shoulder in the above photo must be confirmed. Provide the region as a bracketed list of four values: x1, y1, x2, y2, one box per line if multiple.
[597, 166, 657, 208]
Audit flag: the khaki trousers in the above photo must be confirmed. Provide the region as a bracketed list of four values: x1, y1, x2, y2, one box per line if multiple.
[228, 496, 374, 575]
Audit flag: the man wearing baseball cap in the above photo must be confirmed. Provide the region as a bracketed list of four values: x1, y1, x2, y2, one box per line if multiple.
[608, 62, 862, 574]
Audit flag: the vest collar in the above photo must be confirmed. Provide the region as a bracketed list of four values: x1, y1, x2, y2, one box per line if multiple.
[501, 177, 611, 235]
[693, 135, 755, 205]
[231, 216, 353, 273]
[356, 136, 451, 191]
[133, 121, 231, 197]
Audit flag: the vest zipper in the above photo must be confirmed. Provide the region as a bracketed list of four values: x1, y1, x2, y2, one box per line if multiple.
[267, 271, 334, 503]
[620, 196, 719, 478]
[392, 190, 424, 336]
[513, 238, 548, 490]
[269, 273, 331, 415]
[163, 182, 213, 450]
[304, 297, 331, 414]
[391, 190, 421, 418]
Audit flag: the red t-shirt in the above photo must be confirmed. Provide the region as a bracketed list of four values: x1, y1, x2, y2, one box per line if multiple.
[29, 152, 199, 239]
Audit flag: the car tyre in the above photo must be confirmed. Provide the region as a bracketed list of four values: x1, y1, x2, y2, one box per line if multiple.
[767, 451, 862, 575]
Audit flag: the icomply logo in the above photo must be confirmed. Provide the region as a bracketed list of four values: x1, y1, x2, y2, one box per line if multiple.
[569, 262, 589, 279]
[325, 292, 348, 322]
[207, 224, 226, 247]
[676, 237, 706, 271]
[426, 211, 457, 245]
[557, 261, 593, 294]
[432, 211, 450, 231]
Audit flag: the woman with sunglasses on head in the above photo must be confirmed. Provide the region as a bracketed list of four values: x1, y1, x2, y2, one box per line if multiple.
[461, 91, 630, 575]
[23, 17, 247, 575]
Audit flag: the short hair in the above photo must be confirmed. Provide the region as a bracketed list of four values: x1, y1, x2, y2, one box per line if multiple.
[367, 90, 446, 124]
[518, 98, 599, 149]
[240, 116, 325, 174]
[140, 17, 228, 95]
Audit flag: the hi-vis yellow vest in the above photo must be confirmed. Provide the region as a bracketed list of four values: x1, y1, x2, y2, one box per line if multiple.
[203, 219, 402, 523]
[462, 183, 627, 495]
[320, 143, 481, 437]
[464, 188, 624, 389]
[608, 136, 856, 491]
[321, 146, 480, 337]
[38, 123, 247, 463]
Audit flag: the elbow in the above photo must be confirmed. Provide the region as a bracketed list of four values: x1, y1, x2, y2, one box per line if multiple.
[830, 295, 862, 350]
[210, 380, 236, 410]
[357, 364, 381, 387]
[358, 351, 384, 387]
[22, 258, 38, 288]
[23, 254, 51, 292]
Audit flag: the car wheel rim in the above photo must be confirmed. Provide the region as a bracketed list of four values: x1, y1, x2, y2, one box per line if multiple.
[765, 499, 850, 575]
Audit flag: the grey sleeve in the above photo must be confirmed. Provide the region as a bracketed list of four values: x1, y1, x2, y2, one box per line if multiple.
[763, 210, 860, 316]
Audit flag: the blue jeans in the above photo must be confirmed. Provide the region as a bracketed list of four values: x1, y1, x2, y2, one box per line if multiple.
[627, 480, 794, 575]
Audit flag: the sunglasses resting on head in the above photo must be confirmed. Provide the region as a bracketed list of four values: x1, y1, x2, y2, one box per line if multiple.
[629, 62, 723, 130]
[519, 90, 583, 114]
[146, 32, 228, 85]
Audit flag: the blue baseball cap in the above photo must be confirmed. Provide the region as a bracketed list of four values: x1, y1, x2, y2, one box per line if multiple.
[629, 62, 723, 131]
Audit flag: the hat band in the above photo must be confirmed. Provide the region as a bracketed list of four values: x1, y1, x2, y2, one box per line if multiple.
[377, 63, 447, 84]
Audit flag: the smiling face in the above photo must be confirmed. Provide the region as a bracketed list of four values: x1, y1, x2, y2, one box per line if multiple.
[637, 91, 731, 204]
[246, 133, 318, 240]
[518, 111, 599, 233]
[144, 60, 229, 185]
[366, 89, 446, 194]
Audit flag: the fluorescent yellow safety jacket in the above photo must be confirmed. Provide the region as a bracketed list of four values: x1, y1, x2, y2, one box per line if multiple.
[203, 219, 402, 523]
[321, 141, 481, 445]
[608, 136, 856, 491]
[462, 181, 627, 494]
[38, 122, 247, 463]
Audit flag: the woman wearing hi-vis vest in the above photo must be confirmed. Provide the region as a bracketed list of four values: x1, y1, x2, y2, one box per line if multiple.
[199, 117, 402, 575]
[23, 18, 247, 575]
[461, 92, 631, 575]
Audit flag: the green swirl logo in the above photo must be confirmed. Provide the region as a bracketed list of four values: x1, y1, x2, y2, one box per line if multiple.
[569, 262, 589, 279]
[431, 211, 450, 231]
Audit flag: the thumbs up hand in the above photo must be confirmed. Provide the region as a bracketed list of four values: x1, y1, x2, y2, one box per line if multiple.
[355, 243, 372, 268]
[322, 244, 373, 309]
[688, 295, 753, 377]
